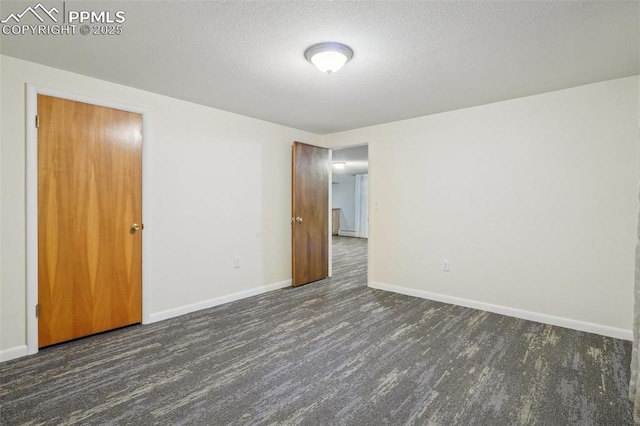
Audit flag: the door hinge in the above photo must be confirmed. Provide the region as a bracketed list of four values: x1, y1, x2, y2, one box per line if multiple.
[35, 115, 40, 128]
[35, 304, 40, 318]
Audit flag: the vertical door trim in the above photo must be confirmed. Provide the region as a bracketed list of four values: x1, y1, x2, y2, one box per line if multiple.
[25, 84, 150, 355]
[328, 150, 333, 278]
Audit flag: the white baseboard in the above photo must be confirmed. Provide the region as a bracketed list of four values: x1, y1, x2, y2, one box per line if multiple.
[0, 345, 28, 362]
[1, 281, 292, 363]
[369, 281, 633, 341]
[262, 280, 293, 291]
[337, 231, 368, 238]
[146, 280, 292, 324]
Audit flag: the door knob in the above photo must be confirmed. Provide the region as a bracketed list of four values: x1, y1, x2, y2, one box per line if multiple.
[296, 217, 303, 223]
[130, 223, 141, 234]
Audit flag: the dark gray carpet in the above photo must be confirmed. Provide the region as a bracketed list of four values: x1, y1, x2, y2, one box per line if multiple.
[0, 236, 634, 425]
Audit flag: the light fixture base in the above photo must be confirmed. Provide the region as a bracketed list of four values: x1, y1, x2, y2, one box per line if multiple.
[305, 42, 354, 74]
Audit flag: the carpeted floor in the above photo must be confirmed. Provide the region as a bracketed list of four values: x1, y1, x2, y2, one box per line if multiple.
[0, 236, 634, 425]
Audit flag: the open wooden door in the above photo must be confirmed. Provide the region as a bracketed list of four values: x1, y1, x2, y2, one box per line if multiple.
[37, 95, 143, 347]
[292, 141, 329, 287]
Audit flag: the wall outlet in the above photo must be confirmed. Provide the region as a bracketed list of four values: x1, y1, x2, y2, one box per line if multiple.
[233, 256, 241, 268]
[442, 260, 450, 272]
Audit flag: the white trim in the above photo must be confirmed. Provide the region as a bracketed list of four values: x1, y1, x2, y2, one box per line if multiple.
[328, 149, 333, 278]
[337, 230, 357, 237]
[366, 145, 373, 289]
[369, 281, 633, 341]
[26, 86, 38, 355]
[147, 280, 292, 323]
[140, 102, 152, 325]
[0, 345, 28, 363]
[25, 84, 150, 354]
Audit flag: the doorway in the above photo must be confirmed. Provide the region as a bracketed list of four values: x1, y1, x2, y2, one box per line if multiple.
[290, 142, 370, 288]
[330, 145, 369, 284]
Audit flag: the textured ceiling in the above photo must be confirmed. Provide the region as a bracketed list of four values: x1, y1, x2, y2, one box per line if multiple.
[1, 1, 638, 134]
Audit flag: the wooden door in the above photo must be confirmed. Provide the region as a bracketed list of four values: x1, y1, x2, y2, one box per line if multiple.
[38, 95, 142, 347]
[292, 141, 329, 287]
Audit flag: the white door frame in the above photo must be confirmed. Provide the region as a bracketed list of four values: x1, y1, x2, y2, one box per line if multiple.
[328, 149, 333, 277]
[25, 84, 151, 355]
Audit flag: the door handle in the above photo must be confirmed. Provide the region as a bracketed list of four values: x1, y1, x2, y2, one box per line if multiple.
[296, 217, 303, 223]
[130, 223, 141, 234]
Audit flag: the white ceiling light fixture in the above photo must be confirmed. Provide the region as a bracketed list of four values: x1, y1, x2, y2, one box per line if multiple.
[333, 161, 347, 169]
[305, 42, 354, 74]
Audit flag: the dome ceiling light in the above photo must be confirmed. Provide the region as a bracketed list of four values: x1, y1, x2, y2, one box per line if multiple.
[333, 162, 347, 169]
[304, 42, 353, 74]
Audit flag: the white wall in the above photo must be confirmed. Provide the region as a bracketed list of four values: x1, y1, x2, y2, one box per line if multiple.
[0, 55, 319, 358]
[322, 76, 639, 337]
[1, 55, 637, 359]
[332, 174, 356, 232]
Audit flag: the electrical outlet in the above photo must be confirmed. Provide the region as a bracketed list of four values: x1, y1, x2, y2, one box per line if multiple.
[234, 256, 241, 268]
[442, 260, 450, 272]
